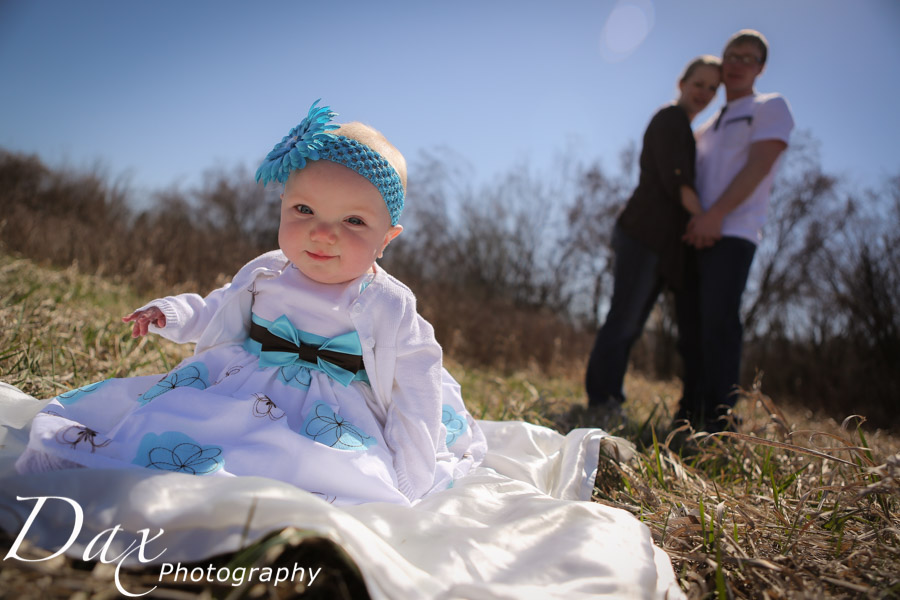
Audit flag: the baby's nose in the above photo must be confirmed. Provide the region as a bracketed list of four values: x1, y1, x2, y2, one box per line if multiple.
[310, 222, 337, 242]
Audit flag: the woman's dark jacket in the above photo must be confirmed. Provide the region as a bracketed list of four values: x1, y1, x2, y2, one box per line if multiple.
[616, 103, 695, 290]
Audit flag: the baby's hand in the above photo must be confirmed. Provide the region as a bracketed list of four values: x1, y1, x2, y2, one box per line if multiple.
[122, 306, 166, 338]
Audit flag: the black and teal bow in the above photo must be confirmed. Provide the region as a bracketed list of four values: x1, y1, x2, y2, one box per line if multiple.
[250, 316, 364, 387]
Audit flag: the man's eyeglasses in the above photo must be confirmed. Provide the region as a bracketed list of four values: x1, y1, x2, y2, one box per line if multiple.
[724, 52, 762, 66]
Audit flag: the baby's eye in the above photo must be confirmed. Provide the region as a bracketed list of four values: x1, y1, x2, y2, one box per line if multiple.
[296, 204, 313, 215]
[346, 217, 366, 226]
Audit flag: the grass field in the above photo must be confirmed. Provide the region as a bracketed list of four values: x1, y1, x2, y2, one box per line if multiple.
[2, 253, 899, 598]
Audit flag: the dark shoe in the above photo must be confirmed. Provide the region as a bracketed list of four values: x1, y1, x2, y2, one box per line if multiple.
[665, 423, 702, 457]
[670, 404, 700, 432]
[703, 410, 743, 434]
[587, 397, 626, 430]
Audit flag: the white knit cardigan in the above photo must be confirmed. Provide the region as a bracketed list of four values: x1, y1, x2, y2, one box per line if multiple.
[141, 250, 447, 502]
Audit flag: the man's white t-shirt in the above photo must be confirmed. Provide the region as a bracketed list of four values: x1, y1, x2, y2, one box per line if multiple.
[694, 92, 794, 244]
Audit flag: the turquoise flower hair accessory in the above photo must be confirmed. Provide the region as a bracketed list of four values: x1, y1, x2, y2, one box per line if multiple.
[255, 99, 339, 185]
[257, 100, 406, 225]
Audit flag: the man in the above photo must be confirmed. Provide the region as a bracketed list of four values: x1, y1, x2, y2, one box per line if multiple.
[676, 29, 794, 432]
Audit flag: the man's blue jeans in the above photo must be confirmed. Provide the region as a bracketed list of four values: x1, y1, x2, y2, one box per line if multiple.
[675, 236, 756, 429]
[585, 227, 663, 407]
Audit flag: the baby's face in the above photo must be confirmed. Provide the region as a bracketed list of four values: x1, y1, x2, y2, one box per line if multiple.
[279, 161, 402, 285]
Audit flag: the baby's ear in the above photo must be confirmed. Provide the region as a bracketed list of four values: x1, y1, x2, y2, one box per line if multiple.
[378, 225, 403, 257]
[386, 224, 403, 243]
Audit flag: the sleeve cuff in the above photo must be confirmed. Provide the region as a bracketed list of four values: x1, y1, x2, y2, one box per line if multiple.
[135, 299, 180, 333]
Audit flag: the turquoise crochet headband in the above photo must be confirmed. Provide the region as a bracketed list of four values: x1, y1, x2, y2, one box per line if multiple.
[256, 100, 405, 226]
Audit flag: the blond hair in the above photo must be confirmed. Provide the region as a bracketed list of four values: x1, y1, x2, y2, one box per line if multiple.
[679, 54, 722, 84]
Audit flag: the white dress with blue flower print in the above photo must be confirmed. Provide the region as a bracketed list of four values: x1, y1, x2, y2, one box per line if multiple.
[19, 264, 480, 506]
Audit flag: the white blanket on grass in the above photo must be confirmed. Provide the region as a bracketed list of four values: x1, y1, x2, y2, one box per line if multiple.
[0, 382, 683, 599]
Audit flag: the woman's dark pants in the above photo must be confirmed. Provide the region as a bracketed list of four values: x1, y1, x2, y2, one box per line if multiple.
[585, 227, 663, 407]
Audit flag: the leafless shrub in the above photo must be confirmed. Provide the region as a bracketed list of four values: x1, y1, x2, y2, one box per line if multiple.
[742, 136, 899, 426]
[743, 132, 842, 338]
[383, 149, 611, 374]
[127, 167, 278, 292]
[0, 151, 131, 278]
[2, 140, 898, 426]
[0, 151, 276, 295]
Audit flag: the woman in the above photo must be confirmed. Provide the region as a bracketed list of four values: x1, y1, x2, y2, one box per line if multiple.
[585, 55, 721, 411]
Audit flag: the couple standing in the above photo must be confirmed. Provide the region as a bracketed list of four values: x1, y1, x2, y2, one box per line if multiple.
[585, 29, 795, 433]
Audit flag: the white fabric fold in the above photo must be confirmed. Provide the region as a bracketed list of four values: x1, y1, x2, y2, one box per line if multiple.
[0, 382, 683, 599]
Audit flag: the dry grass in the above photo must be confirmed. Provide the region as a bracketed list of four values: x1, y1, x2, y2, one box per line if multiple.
[595, 387, 900, 599]
[2, 253, 899, 598]
[0, 255, 186, 400]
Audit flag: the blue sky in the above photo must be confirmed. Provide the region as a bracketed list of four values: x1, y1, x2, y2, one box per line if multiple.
[1, 0, 898, 203]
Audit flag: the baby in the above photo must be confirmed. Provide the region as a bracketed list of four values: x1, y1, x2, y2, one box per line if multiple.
[17, 101, 486, 505]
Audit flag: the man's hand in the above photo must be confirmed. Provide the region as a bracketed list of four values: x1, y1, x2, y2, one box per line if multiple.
[683, 211, 723, 249]
[684, 139, 786, 249]
[122, 306, 166, 338]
